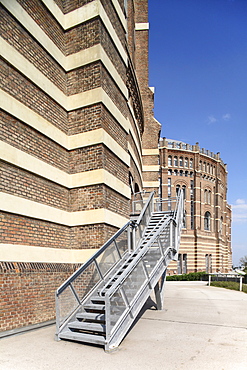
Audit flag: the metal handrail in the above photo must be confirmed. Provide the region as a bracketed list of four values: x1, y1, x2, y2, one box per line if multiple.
[56, 222, 130, 296]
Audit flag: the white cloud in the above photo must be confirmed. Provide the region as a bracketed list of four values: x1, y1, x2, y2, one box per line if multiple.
[232, 199, 247, 223]
[207, 115, 217, 124]
[222, 113, 231, 121]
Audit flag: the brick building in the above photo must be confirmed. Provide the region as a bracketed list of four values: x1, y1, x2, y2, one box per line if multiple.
[0, 0, 159, 333]
[159, 138, 232, 274]
[0, 0, 231, 335]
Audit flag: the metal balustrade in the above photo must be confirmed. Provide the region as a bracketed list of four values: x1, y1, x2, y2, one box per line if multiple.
[55, 190, 184, 351]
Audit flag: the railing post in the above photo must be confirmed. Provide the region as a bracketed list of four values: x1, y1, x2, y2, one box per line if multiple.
[240, 276, 243, 292]
[209, 274, 211, 286]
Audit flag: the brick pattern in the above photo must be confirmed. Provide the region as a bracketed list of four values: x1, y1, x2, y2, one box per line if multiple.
[0, 58, 67, 133]
[17, 0, 66, 54]
[66, 19, 100, 56]
[0, 5, 66, 93]
[68, 104, 102, 135]
[54, 0, 94, 14]
[1, 162, 69, 211]
[0, 263, 80, 332]
[100, 0, 126, 49]
[0, 111, 69, 173]
[70, 224, 118, 249]
[101, 22, 126, 82]
[70, 185, 129, 217]
[67, 62, 101, 95]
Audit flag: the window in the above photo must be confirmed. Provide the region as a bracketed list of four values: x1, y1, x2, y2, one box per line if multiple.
[185, 171, 188, 177]
[199, 161, 202, 171]
[179, 157, 183, 167]
[204, 211, 211, 231]
[208, 190, 211, 205]
[168, 169, 172, 176]
[180, 170, 183, 176]
[174, 156, 178, 166]
[182, 210, 187, 228]
[168, 155, 172, 166]
[207, 163, 210, 173]
[183, 254, 187, 274]
[174, 169, 178, 176]
[176, 184, 180, 195]
[168, 178, 171, 197]
[203, 162, 206, 172]
[185, 158, 188, 168]
[190, 180, 194, 229]
[219, 216, 223, 234]
[189, 158, 193, 168]
[182, 185, 186, 199]
[204, 189, 207, 203]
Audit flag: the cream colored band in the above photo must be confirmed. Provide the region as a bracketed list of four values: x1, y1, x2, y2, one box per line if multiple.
[0, 141, 130, 198]
[0, 193, 128, 228]
[0, 244, 98, 264]
[1, 0, 127, 65]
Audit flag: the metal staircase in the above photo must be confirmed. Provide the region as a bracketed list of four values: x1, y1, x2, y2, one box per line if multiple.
[55, 190, 184, 351]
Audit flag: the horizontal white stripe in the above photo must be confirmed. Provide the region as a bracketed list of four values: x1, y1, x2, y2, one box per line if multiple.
[0, 37, 127, 99]
[135, 23, 149, 30]
[0, 141, 131, 198]
[41, 0, 127, 31]
[142, 165, 159, 172]
[0, 193, 128, 227]
[142, 149, 159, 156]
[0, 244, 98, 264]
[143, 181, 159, 188]
[1, 0, 127, 65]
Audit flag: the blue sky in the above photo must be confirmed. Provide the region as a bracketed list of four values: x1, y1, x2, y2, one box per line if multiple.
[148, 0, 247, 266]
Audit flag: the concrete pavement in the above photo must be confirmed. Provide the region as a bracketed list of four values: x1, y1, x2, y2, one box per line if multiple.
[0, 281, 247, 370]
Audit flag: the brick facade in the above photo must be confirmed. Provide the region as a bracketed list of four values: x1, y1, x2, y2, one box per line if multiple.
[0, 0, 149, 333]
[159, 138, 232, 274]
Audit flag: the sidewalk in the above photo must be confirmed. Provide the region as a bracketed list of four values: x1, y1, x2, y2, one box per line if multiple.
[1, 282, 247, 370]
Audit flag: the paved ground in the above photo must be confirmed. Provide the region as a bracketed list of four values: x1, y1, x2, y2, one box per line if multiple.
[1, 282, 247, 370]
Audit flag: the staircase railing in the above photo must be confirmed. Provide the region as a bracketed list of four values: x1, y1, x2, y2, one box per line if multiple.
[55, 192, 155, 339]
[104, 190, 184, 351]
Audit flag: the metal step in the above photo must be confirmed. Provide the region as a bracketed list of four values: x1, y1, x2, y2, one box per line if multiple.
[59, 331, 105, 345]
[84, 304, 105, 311]
[68, 321, 106, 333]
[76, 312, 105, 321]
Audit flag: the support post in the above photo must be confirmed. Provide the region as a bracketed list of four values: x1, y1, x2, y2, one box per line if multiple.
[240, 276, 243, 292]
[154, 271, 167, 311]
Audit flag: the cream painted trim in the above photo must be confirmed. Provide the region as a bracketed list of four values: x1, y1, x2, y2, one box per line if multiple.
[128, 142, 142, 179]
[0, 38, 128, 108]
[1, 34, 126, 96]
[143, 181, 159, 188]
[0, 244, 98, 264]
[0, 193, 128, 227]
[2, 0, 127, 65]
[0, 87, 129, 134]
[142, 149, 159, 156]
[142, 165, 159, 172]
[135, 23, 149, 30]
[41, 0, 127, 31]
[0, 141, 130, 198]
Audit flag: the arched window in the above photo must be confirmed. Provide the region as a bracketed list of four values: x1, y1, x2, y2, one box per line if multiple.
[190, 171, 193, 178]
[174, 169, 178, 176]
[189, 158, 193, 168]
[204, 189, 208, 203]
[185, 158, 188, 168]
[207, 163, 210, 173]
[176, 184, 180, 195]
[168, 169, 172, 176]
[219, 216, 223, 234]
[203, 162, 206, 172]
[185, 171, 188, 177]
[174, 156, 178, 166]
[199, 161, 202, 171]
[182, 185, 186, 199]
[179, 157, 183, 167]
[182, 210, 187, 228]
[180, 170, 183, 176]
[168, 155, 172, 166]
[204, 212, 211, 231]
[208, 190, 211, 205]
